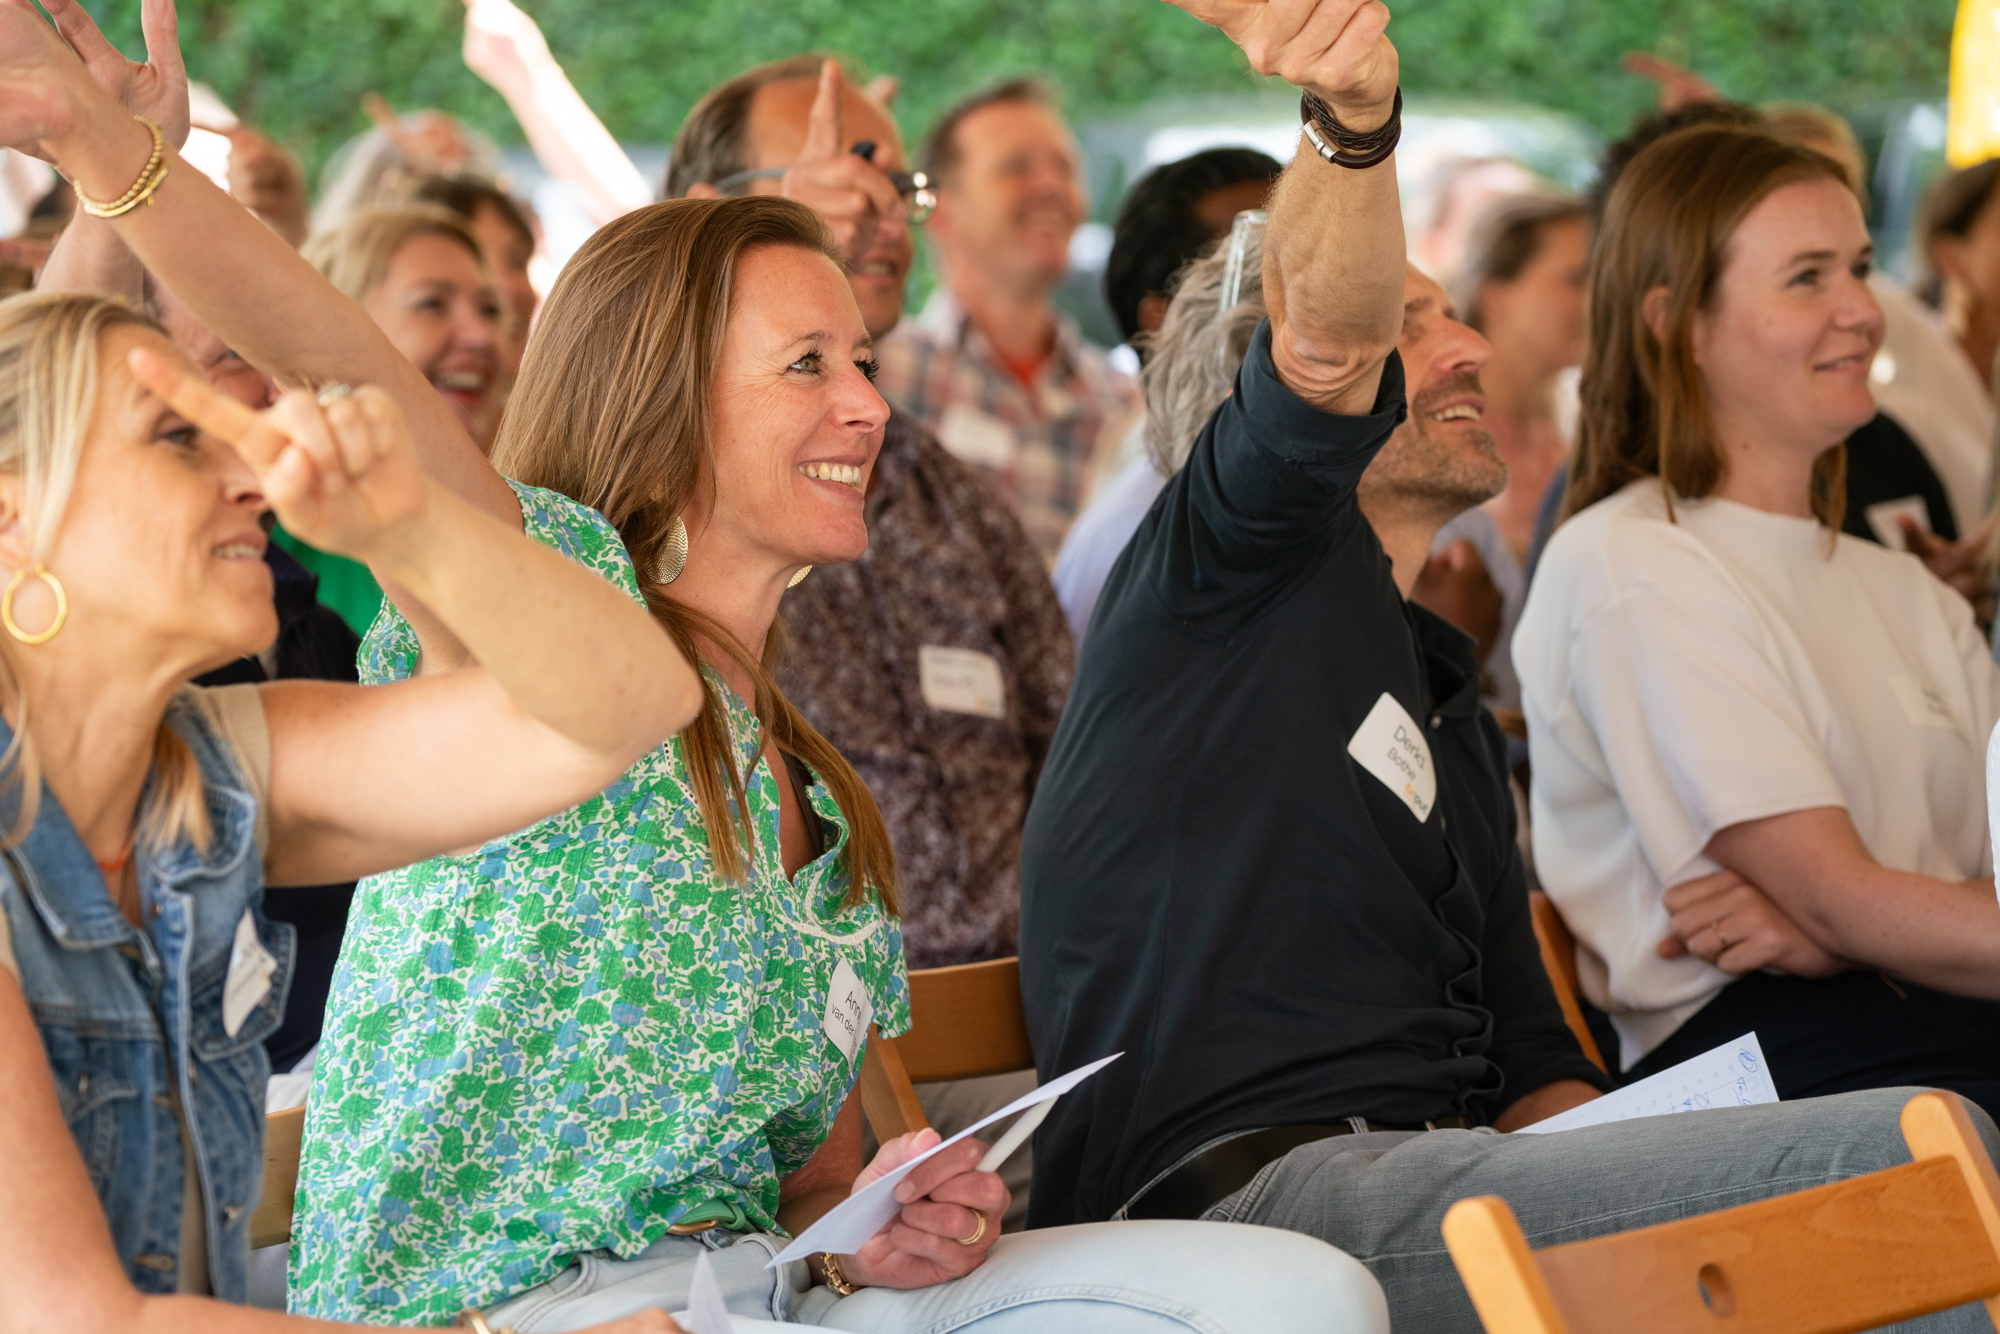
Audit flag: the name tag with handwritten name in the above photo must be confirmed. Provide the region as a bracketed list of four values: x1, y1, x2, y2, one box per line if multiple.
[822, 959, 874, 1064]
[1346, 692, 1436, 823]
[919, 645, 1007, 719]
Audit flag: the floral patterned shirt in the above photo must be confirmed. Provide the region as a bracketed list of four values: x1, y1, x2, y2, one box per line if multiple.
[288, 481, 910, 1324]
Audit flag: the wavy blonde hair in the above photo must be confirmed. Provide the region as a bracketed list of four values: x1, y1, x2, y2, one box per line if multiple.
[492, 196, 897, 912]
[0, 293, 211, 852]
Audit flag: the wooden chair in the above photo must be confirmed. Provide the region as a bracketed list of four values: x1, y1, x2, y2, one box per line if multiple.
[250, 1104, 307, 1250]
[1529, 891, 1607, 1073]
[1442, 1091, 2000, 1334]
[858, 956, 1033, 1142]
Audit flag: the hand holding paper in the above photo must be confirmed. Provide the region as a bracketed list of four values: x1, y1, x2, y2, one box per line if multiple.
[1517, 1034, 1778, 1135]
[771, 1053, 1120, 1277]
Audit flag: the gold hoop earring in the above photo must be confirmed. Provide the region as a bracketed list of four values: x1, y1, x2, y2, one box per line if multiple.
[2, 564, 67, 645]
[788, 565, 812, 588]
[653, 517, 689, 584]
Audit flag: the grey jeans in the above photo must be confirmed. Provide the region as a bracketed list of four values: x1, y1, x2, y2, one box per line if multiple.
[1188, 1086, 2000, 1333]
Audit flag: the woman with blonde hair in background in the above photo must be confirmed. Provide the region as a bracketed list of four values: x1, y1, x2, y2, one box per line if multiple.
[0, 3, 1390, 1330]
[1517, 124, 2000, 1114]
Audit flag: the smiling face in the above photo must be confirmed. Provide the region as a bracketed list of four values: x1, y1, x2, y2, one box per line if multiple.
[1693, 177, 1882, 463]
[1359, 265, 1506, 520]
[0, 325, 275, 674]
[466, 201, 539, 374]
[360, 232, 505, 445]
[744, 78, 914, 338]
[927, 100, 1085, 292]
[690, 243, 889, 579]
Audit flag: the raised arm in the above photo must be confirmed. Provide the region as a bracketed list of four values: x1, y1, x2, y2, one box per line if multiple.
[1168, 0, 1405, 414]
[133, 350, 701, 883]
[1, 0, 516, 525]
[462, 0, 650, 224]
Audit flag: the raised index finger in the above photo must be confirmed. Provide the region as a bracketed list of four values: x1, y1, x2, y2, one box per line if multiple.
[127, 345, 272, 463]
[798, 59, 844, 163]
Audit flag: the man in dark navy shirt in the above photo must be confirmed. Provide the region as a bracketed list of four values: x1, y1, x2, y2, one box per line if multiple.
[1019, 3, 2000, 1330]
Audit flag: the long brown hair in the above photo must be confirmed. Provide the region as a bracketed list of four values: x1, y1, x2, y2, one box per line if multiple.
[492, 196, 897, 913]
[1566, 126, 1849, 529]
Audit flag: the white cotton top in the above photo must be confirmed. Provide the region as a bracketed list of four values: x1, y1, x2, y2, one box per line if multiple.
[1515, 480, 2000, 1069]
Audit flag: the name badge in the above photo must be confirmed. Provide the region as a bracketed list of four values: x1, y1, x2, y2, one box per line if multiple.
[936, 403, 1018, 470]
[1346, 692, 1437, 823]
[1889, 673, 1965, 736]
[821, 959, 873, 1064]
[919, 645, 1007, 719]
[223, 910, 278, 1037]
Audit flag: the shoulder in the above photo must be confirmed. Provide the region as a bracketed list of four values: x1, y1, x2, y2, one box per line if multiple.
[506, 479, 643, 602]
[1537, 483, 1727, 601]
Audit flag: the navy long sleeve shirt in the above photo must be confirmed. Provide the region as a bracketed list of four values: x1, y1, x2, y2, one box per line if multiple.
[1018, 321, 1608, 1229]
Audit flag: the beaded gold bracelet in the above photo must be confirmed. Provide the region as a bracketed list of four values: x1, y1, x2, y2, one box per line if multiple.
[73, 117, 169, 218]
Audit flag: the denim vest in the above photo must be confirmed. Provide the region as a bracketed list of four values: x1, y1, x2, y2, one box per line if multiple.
[0, 690, 293, 1300]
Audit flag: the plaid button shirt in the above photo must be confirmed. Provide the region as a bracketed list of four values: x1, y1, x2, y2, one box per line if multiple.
[876, 288, 1139, 563]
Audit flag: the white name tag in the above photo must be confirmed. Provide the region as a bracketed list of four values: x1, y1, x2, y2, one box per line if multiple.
[223, 910, 277, 1038]
[936, 403, 1018, 470]
[1890, 673, 1965, 736]
[821, 958, 873, 1064]
[919, 645, 1007, 719]
[1346, 692, 1437, 823]
[1863, 496, 1929, 550]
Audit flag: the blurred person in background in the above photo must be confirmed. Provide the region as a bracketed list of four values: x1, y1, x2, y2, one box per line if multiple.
[1053, 147, 1278, 643]
[1422, 192, 1586, 711]
[878, 78, 1138, 561]
[671, 57, 1075, 1228]
[413, 175, 541, 380]
[1405, 155, 1540, 290]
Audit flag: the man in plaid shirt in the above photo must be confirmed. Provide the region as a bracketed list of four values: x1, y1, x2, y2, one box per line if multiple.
[877, 79, 1138, 563]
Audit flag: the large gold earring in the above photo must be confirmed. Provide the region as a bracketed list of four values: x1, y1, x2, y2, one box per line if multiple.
[788, 566, 812, 588]
[653, 517, 689, 584]
[2, 564, 67, 645]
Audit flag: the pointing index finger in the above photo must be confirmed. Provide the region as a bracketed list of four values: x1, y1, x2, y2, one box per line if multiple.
[799, 59, 844, 164]
[127, 345, 267, 458]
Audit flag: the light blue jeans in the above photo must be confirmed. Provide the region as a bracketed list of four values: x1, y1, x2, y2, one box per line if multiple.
[480, 1220, 1387, 1333]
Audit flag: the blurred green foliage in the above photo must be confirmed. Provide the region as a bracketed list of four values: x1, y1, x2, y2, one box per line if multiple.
[78, 0, 1956, 189]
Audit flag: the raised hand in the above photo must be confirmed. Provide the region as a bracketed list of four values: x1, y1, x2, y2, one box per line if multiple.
[18, 0, 188, 149]
[129, 347, 432, 565]
[781, 60, 904, 269]
[1160, 0, 1397, 126]
[1621, 51, 1720, 113]
[1657, 867, 1847, 978]
[0, 3, 93, 156]
[462, 0, 554, 98]
[839, 1128, 1007, 1289]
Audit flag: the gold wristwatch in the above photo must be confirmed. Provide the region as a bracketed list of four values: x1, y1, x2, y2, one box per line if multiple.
[816, 1251, 857, 1295]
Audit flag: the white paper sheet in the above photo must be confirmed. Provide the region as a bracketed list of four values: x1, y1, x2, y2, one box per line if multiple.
[1517, 1032, 1778, 1135]
[678, 1251, 733, 1334]
[768, 1053, 1122, 1265]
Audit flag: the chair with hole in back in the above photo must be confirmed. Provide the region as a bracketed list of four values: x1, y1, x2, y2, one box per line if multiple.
[1529, 891, 1607, 1074]
[249, 1104, 307, 1250]
[1441, 1090, 2000, 1334]
[857, 956, 1033, 1143]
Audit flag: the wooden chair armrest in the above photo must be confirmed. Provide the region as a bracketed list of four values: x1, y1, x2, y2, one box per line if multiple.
[858, 1025, 929, 1144]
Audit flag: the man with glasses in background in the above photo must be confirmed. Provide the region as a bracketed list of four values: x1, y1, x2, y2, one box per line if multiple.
[668, 58, 1076, 1229]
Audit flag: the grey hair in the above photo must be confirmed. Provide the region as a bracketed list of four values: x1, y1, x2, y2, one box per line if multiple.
[1141, 226, 1267, 476]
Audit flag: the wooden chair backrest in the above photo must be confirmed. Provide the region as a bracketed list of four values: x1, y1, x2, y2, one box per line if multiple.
[858, 956, 1034, 1143]
[1442, 1092, 2000, 1334]
[250, 1103, 307, 1250]
[1528, 891, 1607, 1073]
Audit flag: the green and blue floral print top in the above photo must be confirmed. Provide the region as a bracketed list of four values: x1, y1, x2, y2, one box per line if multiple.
[288, 480, 910, 1324]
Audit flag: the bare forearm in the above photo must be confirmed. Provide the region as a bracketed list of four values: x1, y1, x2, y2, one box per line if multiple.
[1493, 1079, 1600, 1132]
[499, 65, 649, 224]
[34, 212, 141, 301]
[371, 483, 698, 755]
[1262, 122, 1405, 413]
[46, 99, 515, 522]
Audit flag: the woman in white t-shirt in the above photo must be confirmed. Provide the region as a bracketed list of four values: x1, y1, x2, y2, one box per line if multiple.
[1517, 124, 2000, 1118]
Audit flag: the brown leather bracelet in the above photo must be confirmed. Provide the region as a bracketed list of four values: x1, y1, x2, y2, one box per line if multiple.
[1300, 87, 1403, 169]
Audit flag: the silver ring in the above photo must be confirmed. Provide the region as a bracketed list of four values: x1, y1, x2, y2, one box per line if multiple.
[315, 383, 355, 407]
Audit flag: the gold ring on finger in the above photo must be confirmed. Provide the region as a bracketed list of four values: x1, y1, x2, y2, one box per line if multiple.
[316, 383, 355, 407]
[1712, 919, 1730, 951]
[954, 1212, 987, 1247]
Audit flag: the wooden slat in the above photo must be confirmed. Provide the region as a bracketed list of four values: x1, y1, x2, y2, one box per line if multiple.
[1901, 1091, 2000, 1329]
[1529, 892, 1607, 1073]
[896, 957, 1035, 1085]
[250, 1104, 307, 1250]
[858, 1026, 929, 1143]
[1532, 1156, 2000, 1334]
[1443, 1196, 1573, 1334]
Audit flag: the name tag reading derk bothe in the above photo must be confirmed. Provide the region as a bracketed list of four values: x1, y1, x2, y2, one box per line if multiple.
[1346, 692, 1437, 823]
